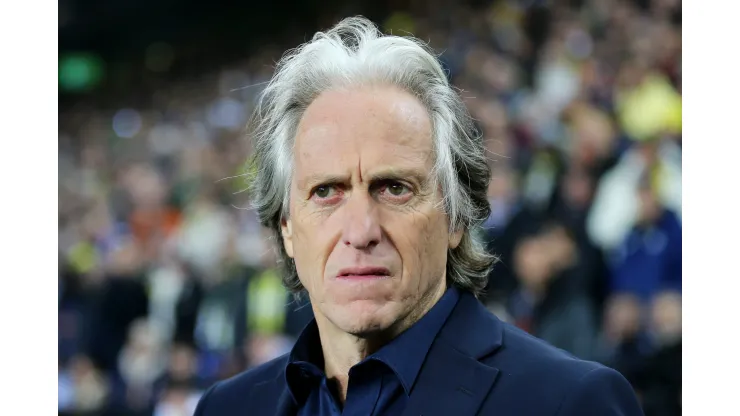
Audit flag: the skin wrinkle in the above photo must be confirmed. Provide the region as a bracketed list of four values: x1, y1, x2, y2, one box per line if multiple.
[248, 19, 495, 306]
[280, 85, 461, 401]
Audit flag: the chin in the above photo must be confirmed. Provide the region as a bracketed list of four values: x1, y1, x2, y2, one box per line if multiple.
[325, 299, 402, 337]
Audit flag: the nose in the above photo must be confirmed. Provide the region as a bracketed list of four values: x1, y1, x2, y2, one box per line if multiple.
[341, 192, 381, 250]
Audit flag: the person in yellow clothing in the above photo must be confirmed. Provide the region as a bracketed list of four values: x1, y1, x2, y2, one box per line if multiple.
[615, 69, 682, 143]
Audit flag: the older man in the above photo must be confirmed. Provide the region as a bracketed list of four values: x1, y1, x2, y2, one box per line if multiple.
[195, 16, 643, 416]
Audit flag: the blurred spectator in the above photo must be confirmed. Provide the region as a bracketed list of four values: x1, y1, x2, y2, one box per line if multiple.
[127, 165, 182, 262]
[600, 291, 681, 416]
[587, 137, 682, 251]
[233, 231, 314, 368]
[86, 240, 150, 374]
[639, 292, 681, 415]
[58, 355, 110, 415]
[175, 189, 234, 279]
[608, 176, 682, 301]
[117, 319, 168, 413]
[599, 293, 651, 390]
[152, 380, 201, 416]
[59, 1, 681, 414]
[151, 343, 209, 415]
[508, 222, 599, 360]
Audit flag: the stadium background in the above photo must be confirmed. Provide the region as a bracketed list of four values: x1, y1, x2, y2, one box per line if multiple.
[58, 0, 682, 414]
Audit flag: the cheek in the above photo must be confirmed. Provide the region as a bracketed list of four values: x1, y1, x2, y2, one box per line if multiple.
[290, 211, 340, 287]
[395, 209, 450, 284]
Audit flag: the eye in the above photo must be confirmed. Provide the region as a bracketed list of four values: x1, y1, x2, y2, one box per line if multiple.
[311, 184, 344, 203]
[314, 185, 335, 199]
[314, 185, 334, 198]
[386, 183, 409, 196]
[378, 181, 412, 200]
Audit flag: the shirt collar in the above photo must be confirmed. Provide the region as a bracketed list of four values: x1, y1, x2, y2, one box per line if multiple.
[369, 286, 460, 394]
[285, 321, 324, 405]
[285, 286, 461, 401]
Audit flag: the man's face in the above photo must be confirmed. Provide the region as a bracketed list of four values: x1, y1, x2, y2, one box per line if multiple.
[281, 86, 462, 338]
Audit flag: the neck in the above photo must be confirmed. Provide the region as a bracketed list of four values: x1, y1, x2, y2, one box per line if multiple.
[313, 281, 447, 403]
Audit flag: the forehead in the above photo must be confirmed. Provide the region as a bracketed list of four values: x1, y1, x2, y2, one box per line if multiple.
[293, 86, 434, 181]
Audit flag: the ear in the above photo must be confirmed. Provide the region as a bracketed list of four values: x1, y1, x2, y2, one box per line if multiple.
[449, 228, 464, 250]
[280, 217, 295, 258]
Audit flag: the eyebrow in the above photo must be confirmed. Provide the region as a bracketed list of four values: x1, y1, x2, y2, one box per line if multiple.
[365, 168, 429, 186]
[296, 168, 430, 191]
[297, 173, 349, 191]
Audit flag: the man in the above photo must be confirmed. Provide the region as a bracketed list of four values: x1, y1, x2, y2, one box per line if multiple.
[195, 17, 643, 416]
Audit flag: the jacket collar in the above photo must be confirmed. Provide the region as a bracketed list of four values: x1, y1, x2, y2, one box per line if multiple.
[401, 290, 503, 416]
[259, 290, 504, 416]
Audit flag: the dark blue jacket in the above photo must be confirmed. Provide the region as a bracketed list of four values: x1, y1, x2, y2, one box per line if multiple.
[194, 291, 643, 416]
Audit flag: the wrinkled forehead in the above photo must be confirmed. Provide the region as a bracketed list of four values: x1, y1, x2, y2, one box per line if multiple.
[292, 87, 435, 184]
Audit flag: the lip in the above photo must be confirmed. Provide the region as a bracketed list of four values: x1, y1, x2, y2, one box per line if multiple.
[336, 266, 391, 279]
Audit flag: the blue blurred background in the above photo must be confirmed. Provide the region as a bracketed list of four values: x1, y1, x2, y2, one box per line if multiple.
[58, 0, 682, 415]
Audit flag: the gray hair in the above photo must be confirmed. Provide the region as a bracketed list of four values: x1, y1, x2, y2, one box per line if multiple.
[247, 16, 495, 297]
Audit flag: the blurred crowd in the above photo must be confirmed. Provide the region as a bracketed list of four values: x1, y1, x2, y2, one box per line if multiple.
[58, 0, 682, 415]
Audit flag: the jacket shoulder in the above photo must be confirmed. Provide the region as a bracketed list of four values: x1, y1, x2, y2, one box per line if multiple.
[194, 354, 289, 416]
[495, 322, 604, 378]
[479, 323, 640, 414]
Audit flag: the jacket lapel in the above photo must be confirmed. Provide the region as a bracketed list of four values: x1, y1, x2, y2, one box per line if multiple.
[245, 373, 297, 416]
[274, 385, 297, 416]
[254, 292, 505, 416]
[403, 292, 504, 416]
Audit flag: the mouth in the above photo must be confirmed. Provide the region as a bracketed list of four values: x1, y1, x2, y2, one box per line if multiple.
[336, 266, 391, 280]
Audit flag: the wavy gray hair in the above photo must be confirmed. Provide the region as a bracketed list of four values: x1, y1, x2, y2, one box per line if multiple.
[246, 16, 495, 297]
